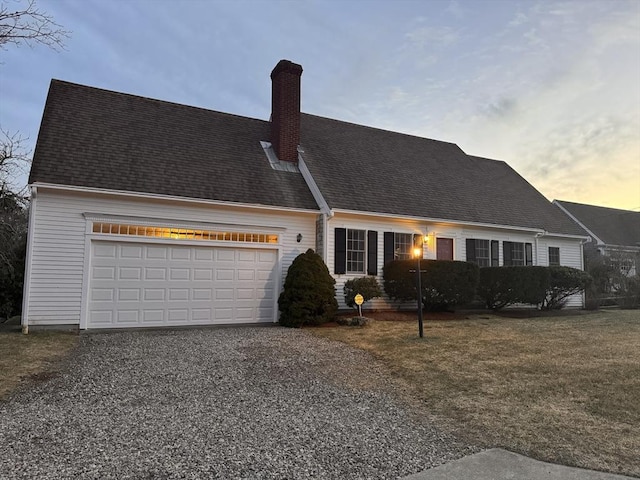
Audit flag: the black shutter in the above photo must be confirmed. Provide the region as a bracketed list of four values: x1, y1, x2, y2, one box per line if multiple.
[491, 240, 499, 266]
[335, 228, 346, 274]
[383, 232, 394, 265]
[503, 241, 512, 266]
[525, 243, 533, 266]
[413, 234, 422, 249]
[466, 239, 476, 263]
[367, 231, 378, 275]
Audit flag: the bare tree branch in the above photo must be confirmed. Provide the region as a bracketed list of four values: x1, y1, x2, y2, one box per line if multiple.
[0, 127, 30, 197]
[0, 0, 70, 51]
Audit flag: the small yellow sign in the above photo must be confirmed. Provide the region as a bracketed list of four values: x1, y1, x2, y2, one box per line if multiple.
[354, 294, 364, 306]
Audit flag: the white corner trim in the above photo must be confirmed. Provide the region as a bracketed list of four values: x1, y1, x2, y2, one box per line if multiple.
[297, 154, 333, 216]
[553, 201, 603, 244]
[21, 185, 38, 333]
[31, 182, 321, 215]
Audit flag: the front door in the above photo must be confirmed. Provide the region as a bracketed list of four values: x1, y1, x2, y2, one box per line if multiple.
[436, 238, 453, 260]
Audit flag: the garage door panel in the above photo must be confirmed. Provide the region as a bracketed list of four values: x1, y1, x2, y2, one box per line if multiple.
[194, 249, 213, 261]
[144, 288, 165, 301]
[118, 267, 142, 280]
[93, 267, 116, 280]
[194, 268, 213, 280]
[120, 245, 143, 258]
[142, 310, 164, 323]
[144, 268, 166, 280]
[91, 288, 114, 301]
[146, 246, 167, 259]
[88, 242, 277, 328]
[116, 310, 139, 323]
[170, 248, 191, 260]
[169, 268, 190, 280]
[118, 289, 140, 301]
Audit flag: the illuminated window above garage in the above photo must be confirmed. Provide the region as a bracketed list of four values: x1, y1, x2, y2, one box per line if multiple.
[92, 223, 278, 244]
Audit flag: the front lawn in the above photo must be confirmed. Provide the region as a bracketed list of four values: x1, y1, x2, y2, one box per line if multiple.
[310, 309, 640, 477]
[0, 329, 79, 400]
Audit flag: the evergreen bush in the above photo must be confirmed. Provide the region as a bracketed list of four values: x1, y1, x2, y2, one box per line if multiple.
[278, 249, 338, 327]
[540, 266, 591, 310]
[478, 266, 549, 310]
[383, 259, 479, 311]
[343, 276, 382, 309]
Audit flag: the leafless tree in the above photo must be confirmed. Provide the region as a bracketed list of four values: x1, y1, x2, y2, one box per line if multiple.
[0, 128, 30, 197]
[0, 0, 70, 51]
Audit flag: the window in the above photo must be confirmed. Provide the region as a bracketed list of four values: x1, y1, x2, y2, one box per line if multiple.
[383, 232, 421, 266]
[466, 239, 490, 267]
[394, 233, 413, 260]
[334, 228, 378, 275]
[548, 247, 560, 266]
[347, 229, 366, 273]
[503, 241, 533, 266]
[91, 222, 278, 243]
[466, 239, 500, 267]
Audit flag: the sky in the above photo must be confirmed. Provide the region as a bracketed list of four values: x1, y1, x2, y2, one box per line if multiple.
[1, 0, 639, 210]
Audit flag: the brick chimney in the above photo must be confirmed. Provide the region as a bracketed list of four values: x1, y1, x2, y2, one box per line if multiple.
[270, 59, 303, 163]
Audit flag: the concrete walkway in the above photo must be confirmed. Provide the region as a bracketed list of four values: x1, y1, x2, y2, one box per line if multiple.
[403, 449, 636, 480]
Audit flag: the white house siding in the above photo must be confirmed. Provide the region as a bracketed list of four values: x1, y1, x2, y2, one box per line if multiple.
[24, 187, 316, 327]
[327, 212, 585, 310]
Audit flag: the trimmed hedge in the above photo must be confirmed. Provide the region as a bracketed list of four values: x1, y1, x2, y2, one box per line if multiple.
[344, 276, 382, 309]
[278, 249, 338, 327]
[383, 259, 479, 311]
[478, 266, 549, 310]
[540, 266, 592, 310]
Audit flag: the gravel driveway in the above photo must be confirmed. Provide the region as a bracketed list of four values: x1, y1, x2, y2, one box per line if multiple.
[0, 327, 476, 479]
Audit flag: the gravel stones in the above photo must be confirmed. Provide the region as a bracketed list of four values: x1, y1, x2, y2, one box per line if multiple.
[0, 327, 476, 479]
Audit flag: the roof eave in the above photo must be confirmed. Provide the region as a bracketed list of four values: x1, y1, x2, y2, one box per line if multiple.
[30, 182, 321, 215]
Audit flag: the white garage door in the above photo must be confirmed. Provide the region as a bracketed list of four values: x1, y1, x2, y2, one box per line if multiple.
[87, 241, 278, 328]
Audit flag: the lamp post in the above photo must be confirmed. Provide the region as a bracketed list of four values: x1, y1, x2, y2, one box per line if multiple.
[413, 247, 424, 338]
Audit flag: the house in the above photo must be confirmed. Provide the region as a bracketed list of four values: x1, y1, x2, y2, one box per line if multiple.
[554, 200, 640, 276]
[22, 59, 587, 331]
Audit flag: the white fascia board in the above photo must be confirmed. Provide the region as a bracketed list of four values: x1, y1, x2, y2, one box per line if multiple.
[330, 208, 547, 234]
[31, 183, 321, 215]
[553, 201, 603, 244]
[539, 231, 590, 241]
[297, 153, 332, 216]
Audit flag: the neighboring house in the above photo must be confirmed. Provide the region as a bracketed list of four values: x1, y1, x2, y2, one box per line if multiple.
[554, 200, 640, 276]
[22, 60, 587, 331]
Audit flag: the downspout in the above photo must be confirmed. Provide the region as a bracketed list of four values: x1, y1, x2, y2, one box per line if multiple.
[534, 231, 546, 265]
[21, 186, 37, 334]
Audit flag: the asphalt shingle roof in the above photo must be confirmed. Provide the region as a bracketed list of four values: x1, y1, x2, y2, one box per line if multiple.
[555, 200, 640, 247]
[30, 80, 319, 210]
[300, 114, 585, 236]
[30, 79, 585, 236]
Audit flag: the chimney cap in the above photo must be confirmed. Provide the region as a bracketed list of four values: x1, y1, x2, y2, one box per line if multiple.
[271, 59, 303, 79]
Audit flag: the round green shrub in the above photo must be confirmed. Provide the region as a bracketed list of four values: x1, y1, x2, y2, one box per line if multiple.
[344, 276, 382, 309]
[278, 249, 338, 327]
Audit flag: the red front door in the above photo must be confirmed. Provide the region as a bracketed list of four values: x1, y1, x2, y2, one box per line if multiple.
[437, 238, 453, 260]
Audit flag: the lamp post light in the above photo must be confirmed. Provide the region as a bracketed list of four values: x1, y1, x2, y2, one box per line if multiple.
[413, 246, 424, 338]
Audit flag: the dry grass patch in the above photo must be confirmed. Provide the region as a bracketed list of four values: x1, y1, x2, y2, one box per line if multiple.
[310, 310, 640, 477]
[0, 330, 78, 400]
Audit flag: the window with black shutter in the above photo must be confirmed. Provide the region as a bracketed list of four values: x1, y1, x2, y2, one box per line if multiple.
[367, 231, 378, 275]
[334, 228, 346, 274]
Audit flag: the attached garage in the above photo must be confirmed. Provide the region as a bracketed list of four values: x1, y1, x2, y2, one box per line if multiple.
[86, 241, 278, 329]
